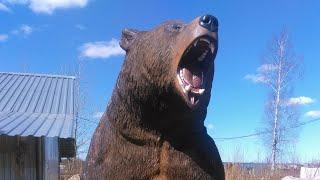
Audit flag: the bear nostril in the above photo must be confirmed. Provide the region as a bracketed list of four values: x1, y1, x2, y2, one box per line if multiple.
[201, 15, 211, 24]
[199, 14, 218, 32]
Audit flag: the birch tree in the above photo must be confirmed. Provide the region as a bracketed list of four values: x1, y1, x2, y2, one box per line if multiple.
[247, 31, 302, 170]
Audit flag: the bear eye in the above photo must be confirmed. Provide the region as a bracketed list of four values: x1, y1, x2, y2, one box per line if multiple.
[172, 24, 182, 31]
[165, 23, 184, 33]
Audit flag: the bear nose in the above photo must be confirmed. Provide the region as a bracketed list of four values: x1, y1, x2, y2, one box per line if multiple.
[199, 14, 218, 32]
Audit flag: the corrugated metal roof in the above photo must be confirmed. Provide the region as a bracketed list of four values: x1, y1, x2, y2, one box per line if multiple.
[0, 72, 77, 138]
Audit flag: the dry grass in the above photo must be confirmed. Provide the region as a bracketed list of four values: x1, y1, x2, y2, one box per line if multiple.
[225, 163, 299, 180]
[59, 156, 303, 180]
[60, 158, 84, 180]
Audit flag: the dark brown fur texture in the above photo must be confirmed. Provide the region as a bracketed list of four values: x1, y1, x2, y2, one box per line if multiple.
[85, 16, 225, 180]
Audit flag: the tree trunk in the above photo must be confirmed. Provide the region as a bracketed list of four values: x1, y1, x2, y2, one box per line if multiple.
[271, 44, 284, 170]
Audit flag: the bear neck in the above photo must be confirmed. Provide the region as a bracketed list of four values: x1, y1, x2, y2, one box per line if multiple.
[106, 70, 208, 145]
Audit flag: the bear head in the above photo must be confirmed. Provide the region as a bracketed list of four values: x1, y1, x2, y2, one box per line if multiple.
[114, 15, 219, 133]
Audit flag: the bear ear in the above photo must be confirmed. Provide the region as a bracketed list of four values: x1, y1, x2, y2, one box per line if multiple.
[120, 28, 140, 51]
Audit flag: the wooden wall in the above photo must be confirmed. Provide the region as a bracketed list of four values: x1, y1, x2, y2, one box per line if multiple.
[0, 136, 59, 180]
[0, 136, 39, 180]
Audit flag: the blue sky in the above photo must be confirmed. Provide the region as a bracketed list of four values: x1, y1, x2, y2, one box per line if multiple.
[1, 0, 319, 162]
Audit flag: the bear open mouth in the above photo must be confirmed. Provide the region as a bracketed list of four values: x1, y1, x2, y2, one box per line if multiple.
[177, 36, 215, 106]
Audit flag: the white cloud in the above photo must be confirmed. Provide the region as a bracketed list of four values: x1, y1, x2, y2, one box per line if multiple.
[245, 63, 279, 84]
[0, 2, 11, 12]
[305, 110, 320, 118]
[11, 24, 33, 36]
[0, 34, 8, 42]
[93, 112, 104, 119]
[4, 0, 88, 14]
[244, 74, 268, 83]
[287, 96, 315, 106]
[80, 39, 125, 59]
[20, 24, 33, 35]
[29, 0, 88, 14]
[4, 0, 28, 4]
[257, 64, 278, 73]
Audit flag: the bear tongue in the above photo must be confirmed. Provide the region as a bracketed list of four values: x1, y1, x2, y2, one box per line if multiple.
[192, 74, 202, 88]
[182, 68, 203, 88]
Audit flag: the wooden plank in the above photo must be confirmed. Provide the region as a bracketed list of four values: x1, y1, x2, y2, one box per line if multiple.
[0, 153, 4, 180]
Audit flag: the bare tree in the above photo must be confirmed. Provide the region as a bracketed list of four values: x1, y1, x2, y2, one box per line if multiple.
[59, 60, 96, 158]
[74, 59, 99, 159]
[255, 31, 302, 170]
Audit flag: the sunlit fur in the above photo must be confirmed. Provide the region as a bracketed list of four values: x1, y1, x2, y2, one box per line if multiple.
[85, 17, 224, 180]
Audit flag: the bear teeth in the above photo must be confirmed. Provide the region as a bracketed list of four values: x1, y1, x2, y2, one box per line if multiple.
[191, 96, 195, 104]
[210, 43, 214, 53]
[200, 38, 211, 45]
[185, 84, 191, 92]
[198, 89, 205, 94]
[191, 88, 205, 95]
[198, 50, 208, 62]
[193, 40, 198, 47]
[177, 74, 183, 86]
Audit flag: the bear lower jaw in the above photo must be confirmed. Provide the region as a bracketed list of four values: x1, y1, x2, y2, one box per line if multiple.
[178, 68, 205, 94]
[176, 74, 203, 106]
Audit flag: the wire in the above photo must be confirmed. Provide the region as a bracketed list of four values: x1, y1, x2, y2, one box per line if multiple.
[77, 116, 99, 124]
[215, 117, 320, 141]
[215, 131, 268, 140]
[76, 115, 320, 141]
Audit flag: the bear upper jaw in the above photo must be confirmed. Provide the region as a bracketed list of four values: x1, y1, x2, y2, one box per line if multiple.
[176, 36, 215, 107]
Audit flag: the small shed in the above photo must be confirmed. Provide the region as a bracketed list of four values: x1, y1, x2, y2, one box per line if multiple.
[0, 72, 77, 180]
